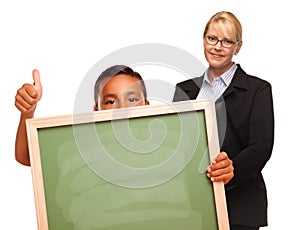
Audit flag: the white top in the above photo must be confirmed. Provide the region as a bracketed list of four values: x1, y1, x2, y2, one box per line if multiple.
[197, 63, 238, 102]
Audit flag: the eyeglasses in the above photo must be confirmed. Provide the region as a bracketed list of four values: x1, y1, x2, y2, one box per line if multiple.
[205, 35, 239, 48]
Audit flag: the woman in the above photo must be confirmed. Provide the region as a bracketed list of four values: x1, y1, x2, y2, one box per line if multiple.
[173, 11, 274, 230]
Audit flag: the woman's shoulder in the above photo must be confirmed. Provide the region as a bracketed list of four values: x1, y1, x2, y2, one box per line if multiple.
[236, 64, 272, 88]
[175, 76, 203, 88]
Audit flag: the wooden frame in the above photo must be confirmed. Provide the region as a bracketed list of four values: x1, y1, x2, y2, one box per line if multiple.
[27, 100, 229, 230]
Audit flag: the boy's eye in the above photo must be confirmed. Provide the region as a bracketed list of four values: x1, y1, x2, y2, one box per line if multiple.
[105, 100, 116, 105]
[128, 97, 138, 103]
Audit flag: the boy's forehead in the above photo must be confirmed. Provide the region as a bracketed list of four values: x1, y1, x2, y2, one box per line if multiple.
[99, 74, 142, 95]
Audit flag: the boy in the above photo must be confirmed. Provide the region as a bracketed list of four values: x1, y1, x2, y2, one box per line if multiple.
[14, 65, 149, 166]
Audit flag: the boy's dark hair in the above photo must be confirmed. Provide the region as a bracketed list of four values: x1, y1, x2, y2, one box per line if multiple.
[94, 65, 147, 107]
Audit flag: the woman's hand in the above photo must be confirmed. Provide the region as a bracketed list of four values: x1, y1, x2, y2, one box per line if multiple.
[207, 151, 234, 184]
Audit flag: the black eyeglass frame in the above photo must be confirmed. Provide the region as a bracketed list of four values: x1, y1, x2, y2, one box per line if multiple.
[205, 35, 240, 48]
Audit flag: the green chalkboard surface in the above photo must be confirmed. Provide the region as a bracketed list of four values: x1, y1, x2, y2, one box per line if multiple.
[27, 100, 229, 230]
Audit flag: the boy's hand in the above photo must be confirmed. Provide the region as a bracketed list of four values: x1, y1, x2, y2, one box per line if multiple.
[15, 69, 43, 114]
[207, 151, 234, 184]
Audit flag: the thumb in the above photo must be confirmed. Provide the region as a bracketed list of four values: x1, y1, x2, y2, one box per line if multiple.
[32, 69, 43, 100]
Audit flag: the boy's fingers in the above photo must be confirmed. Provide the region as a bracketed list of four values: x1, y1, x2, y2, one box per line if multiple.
[15, 93, 30, 108]
[22, 84, 38, 99]
[15, 91, 38, 113]
[32, 69, 42, 100]
[14, 101, 26, 113]
[14, 69, 42, 114]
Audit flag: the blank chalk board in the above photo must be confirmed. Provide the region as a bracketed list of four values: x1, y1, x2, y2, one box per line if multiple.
[26, 100, 229, 230]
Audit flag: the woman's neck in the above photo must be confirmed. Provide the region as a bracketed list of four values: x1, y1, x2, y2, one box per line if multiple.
[208, 62, 234, 79]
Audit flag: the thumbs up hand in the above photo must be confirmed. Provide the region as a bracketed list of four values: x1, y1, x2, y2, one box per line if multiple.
[15, 69, 43, 114]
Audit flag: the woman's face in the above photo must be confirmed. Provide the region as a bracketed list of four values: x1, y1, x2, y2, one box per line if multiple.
[203, 22, 242, 76]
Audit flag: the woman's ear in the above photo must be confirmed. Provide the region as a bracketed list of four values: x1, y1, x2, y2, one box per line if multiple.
[234, 41, 243, 55]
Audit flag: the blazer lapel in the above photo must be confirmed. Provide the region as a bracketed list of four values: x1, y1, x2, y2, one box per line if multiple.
[222, 65, 248, 115]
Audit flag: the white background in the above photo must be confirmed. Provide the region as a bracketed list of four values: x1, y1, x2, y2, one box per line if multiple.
[1, 0, 299, 229]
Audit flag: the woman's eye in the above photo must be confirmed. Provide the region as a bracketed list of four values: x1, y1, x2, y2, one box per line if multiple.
[208, 36, 217, 41]
[223, 39, 234, 45]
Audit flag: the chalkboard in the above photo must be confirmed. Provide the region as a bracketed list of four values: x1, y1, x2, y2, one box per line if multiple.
[26, 100, 229, 230]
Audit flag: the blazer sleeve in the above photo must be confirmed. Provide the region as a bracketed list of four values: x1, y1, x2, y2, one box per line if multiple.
[227, 81, 274, 188]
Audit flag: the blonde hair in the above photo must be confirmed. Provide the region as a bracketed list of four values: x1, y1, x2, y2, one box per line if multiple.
[203, 11, 242, 42]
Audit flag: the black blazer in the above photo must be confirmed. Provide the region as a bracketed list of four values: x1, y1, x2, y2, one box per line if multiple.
[173, 64, 274, 227]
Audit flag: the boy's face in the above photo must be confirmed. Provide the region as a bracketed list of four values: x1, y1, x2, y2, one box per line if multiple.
[97, 74, 149, 110]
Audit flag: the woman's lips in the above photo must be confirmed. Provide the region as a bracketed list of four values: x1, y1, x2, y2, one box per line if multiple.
[211, 53, 224, 58]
